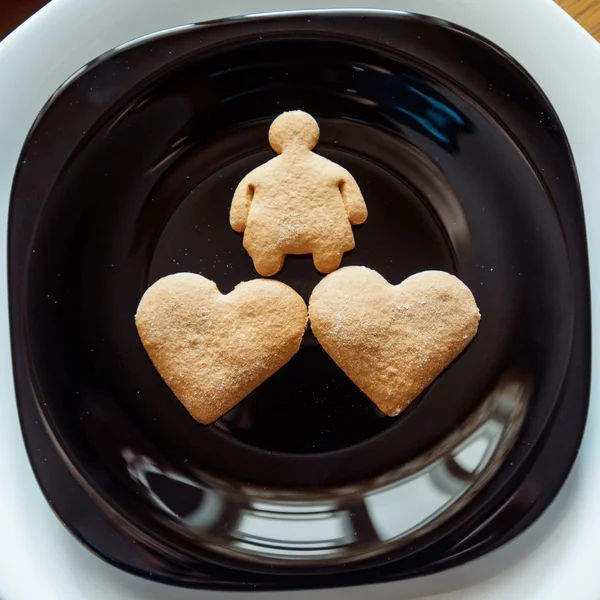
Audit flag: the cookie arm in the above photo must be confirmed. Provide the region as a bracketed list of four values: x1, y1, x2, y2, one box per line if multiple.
[230, 175, 255, 232]
[339, 172, 368, 225]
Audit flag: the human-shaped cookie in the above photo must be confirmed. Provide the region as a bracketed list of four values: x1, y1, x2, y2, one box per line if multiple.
[230, 110, 368, 276]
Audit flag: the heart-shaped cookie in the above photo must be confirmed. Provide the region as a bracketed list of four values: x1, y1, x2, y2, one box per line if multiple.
[136, 273, 308, 424]
[309, 266, 480, 416]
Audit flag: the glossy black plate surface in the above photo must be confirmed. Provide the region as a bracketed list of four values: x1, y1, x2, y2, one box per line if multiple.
[9, 10, 590, 590]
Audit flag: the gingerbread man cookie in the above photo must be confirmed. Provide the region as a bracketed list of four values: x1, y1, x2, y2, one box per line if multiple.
[230, 110, 368, 276]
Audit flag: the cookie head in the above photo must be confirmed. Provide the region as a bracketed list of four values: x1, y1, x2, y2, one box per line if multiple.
[269, 110, 320, 154]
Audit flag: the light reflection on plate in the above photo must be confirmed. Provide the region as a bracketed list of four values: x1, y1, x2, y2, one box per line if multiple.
[122, 371, 529, 564]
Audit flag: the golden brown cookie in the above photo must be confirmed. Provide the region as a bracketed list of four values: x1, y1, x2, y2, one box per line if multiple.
[309, 267, 480, 416]
[135, 273, 308, 424]
[230, 110, 368, 276]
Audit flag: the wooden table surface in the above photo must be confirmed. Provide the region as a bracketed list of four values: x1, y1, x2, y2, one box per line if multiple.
[557, 0, 600, 39]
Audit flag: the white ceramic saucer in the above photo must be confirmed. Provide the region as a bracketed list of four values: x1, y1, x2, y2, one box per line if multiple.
[1, 1, 599, 599]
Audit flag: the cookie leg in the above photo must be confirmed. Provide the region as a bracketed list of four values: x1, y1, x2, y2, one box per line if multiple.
[252, 251, 285, 277]
[313, 249, 343, 274]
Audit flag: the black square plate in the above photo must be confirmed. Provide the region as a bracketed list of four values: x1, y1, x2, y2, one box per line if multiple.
[8, 10, 590, 591]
